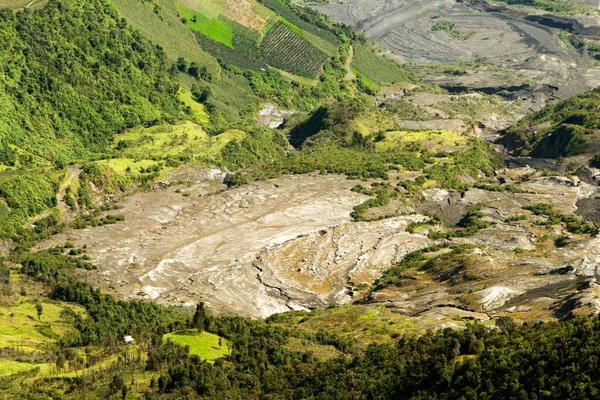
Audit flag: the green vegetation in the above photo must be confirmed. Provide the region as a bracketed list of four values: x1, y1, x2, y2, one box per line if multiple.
[590, 152, 600, 168]
[279, 15, 302, 35]
[177, 4, 234, 48]
[523, 203, 598, 235]
[352, 44, 415, 86]
[5, 0, 600, 398]
[373, 243, 470, 288]
[0, 171, 60, 242]
[17, 251, 186, 347]
[385, 101, 433, 121]
[0, 0, 184, 167]
[432, 20, 461, 38]
[163, 330, 229, 363]
[406, 213, 446, 233]
[190, 16, 268, 73]
[500, 87, 600, 158]
[221, 127, 288, 171]
[110, 0, 352, 126]
[104, 0, 221, 74]
[427, 203, 492, 239]
[112, 121, 246, 163]
[260, 22, 329, 78]
[258, 0, 344, 46]
[351, 186, 391, 221]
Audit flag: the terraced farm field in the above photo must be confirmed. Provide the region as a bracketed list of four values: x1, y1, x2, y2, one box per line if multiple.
[260, 22, 330, 78]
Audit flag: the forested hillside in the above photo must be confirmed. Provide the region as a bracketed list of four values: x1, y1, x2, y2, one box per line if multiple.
[8, 248, 600, 399]
[0, 0, 184, 167]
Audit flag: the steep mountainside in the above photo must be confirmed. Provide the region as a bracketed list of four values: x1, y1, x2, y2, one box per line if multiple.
[3, 0, 600, 398]
[0, 0, 183, 166]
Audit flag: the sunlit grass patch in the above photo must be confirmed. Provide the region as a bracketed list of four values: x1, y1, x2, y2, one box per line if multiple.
[376, 130, 469, 152]
[163, 330, 229, 363]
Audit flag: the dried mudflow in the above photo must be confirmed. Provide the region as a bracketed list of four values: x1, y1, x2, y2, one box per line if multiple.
[37, 166, 600, 322]
[38, 172, 428, 318]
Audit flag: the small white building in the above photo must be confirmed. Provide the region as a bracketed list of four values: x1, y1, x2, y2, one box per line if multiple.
[124, 335, 134, 344]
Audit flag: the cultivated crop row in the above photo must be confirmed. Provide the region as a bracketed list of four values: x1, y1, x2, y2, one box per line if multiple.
[260, 22, 329, 78]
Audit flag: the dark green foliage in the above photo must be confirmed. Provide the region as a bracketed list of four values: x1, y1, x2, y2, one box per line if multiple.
[35, 302, 43, 320]
[242, 69, 320, 111]
[221, 127, 288, 171]
[373, 244, 472, 289]
[192, 303, 206, 331]
[457, 203, 490, 231]
[71, 214, 125, 230]
[18, 251, 185, 346]
[529, 124, 589, 158]
[289, 100, 371, 148]
[500, 88, 600, 158]
[191, 16, 269, 72]
[224, 172, 249, 188]
[19, 251, 95, 285]
[406, 213, 445, 233]
[474, 183, 529, 194]
[431, 21, 461, 38]
[0, 171, 59, 240]
[271, 145, 424, 179]
[523, 203, 598, 235]
[0, 0, 184, 166]
[424, 139, 502, 189]
[428, 204, 492, 239]
[590, 152, 600, 168]
[258, 0, 345, 44]
[150, 291, 600, 400]
[80, 163, 131, 194]
[288, 106, 329, 147]
[248, 104, 498, 186]
[0, 173, 58, 221]
[351, 184, 374, 196]
[351, 188, 390, 221]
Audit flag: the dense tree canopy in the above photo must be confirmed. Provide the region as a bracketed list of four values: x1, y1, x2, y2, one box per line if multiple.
[0, 0, 185, 167]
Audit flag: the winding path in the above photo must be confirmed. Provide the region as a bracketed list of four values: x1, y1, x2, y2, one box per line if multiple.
[345, 45, 355, 80]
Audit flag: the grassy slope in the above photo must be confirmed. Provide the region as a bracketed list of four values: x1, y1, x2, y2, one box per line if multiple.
[111, 0, 221, 74]
[377, 130, 470, 153]
[177, 3, 234, 48]
[179, 89, 210, 124]
[113, 121, 248, 161]
[352, 44, 414, 86]
[0, 297, 86, 352]
[163, 330, 229, 363]
[0, 271, 86, 376]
